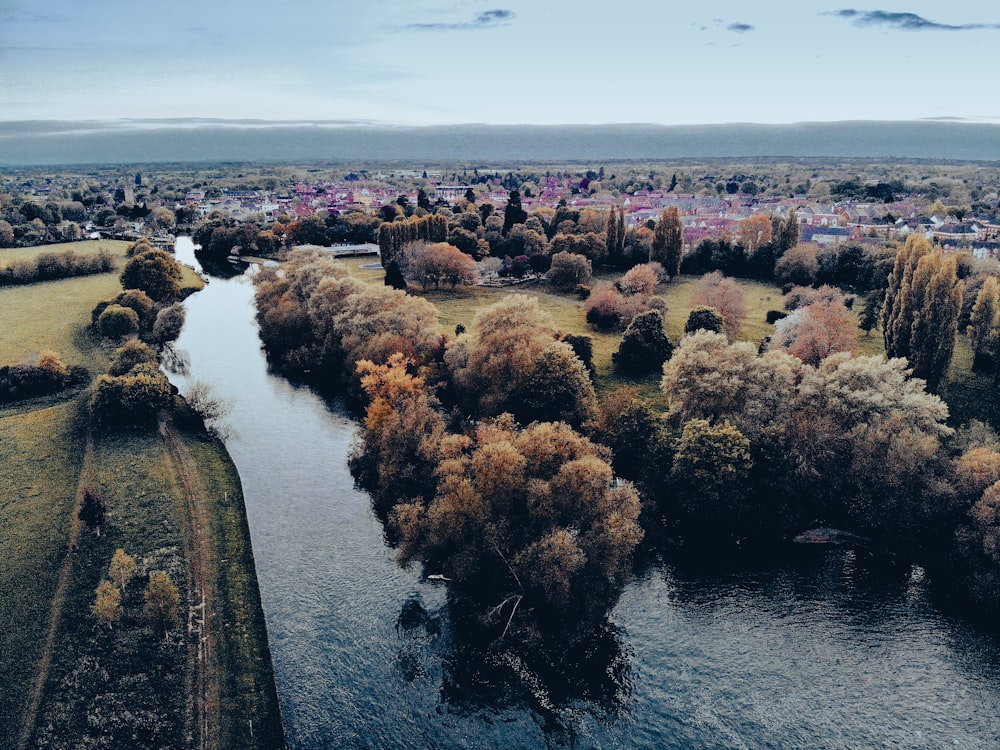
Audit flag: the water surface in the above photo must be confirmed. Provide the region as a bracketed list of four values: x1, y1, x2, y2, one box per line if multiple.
[168, 242, 1000, 748]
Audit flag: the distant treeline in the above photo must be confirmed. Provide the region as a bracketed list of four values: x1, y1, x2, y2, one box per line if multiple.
[0, 248, 115, 286]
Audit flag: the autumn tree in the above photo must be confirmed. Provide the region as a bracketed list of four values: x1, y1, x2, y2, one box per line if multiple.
[738, 214, 773, 255]
[691, 272, 747, 341]
[144, 571, 181, 634]
[92, 580, 122, 629]
[617, 264, 658, 297]
[109, 548, 137, 592]
[613, 310, 673, 375]
[770, 297, 857, 366]
[445, 295, 560, 417]
[546, 251, 592, 290]
[651, 207, 683, 277]
[390, 418, 642, 640]
[969, 276, 1000, 372]
[351, 353, 446, 516]
[403, 241, 479, 289]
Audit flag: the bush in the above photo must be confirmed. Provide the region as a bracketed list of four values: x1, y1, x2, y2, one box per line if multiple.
[546, 251, 592, 290]
[584, 285, 646, 331]
[613, 310, 674, 375]
[151, 303, 186, 345]
[89, 363, 174, 428]
[109, 340, 158, 376]
[684, 306, 725, 336]
[0, 248, 115, 286]
[0, 353, 88, 403]
[97, 304, 140, 338]
[766, 309, 789, 325]
[573, 284, 591, 299]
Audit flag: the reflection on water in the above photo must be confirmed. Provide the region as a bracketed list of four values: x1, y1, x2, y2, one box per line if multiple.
[167, 250, 1000, 749]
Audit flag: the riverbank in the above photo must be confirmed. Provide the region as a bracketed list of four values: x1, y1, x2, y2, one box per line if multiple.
[0, 242, 283, 749]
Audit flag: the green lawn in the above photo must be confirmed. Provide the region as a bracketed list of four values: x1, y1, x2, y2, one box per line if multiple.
[0, 239, 133, 264]
[0, 402, 87, 746]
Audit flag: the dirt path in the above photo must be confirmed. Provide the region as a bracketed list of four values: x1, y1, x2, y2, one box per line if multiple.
[16, 437, 94, 750]
[160, 417, 218, 750]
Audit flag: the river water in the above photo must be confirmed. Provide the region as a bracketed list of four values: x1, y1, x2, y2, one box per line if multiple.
[168, 239, 1000, 749]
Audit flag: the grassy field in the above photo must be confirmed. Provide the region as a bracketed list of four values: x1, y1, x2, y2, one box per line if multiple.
[0, 255, 277, 748]
[0, 402, 87, 745]
[0, 239, 133, 264]
[336, 256, 890, 406]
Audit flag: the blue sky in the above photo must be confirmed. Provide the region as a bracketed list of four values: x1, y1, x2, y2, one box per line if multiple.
[1, 0, 998, 124]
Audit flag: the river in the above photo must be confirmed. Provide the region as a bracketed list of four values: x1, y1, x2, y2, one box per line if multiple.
[168, 238, 1000, 748]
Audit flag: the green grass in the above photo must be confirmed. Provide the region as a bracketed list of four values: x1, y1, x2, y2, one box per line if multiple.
[0, 401, 87, 747]
[184, 436, 285, 750]
[0, 263, 273, 747]
[0, 239, 132, 264]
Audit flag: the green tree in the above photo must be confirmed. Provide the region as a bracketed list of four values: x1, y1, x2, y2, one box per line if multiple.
[906, 252, 963, 391]
[120, 248, 182, 302]
[613, 310, 673, 375]
[651, 207, 683, 277]
[546, 251, 592, 290]
[508, 341, 598, 430]
[97, 304, 140, 339]
[881, 235, 931, 359]
[684, 306, 724, 335]
[671, 418, 753, 530]
[502, 188, 528, 234]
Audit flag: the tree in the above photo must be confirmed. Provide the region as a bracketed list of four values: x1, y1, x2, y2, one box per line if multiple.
[670, 419, 752, 531]
[97, 304, 140, 339]
[546, 251, 592, 290]
[502, 189, 528, 234]
[617, 264, 658, 297]
[691, 272, 747, 341]
[152, 303, 186, 346]
[403, 242, 479, 290]
[584, 285, 646, 331]
[89, 363, 175, 428]
[969, 276, 1000, 372]
[144, 571, 181, 633]
[773, 209, 800, 257]
[109, 548, 137, 592]
[109, 339, 157, 377]
[883, 238, 963, 391]
[738, 214, 773, 255]
[120, 248, 182, 302]
[508, 341, 598, 430]
[390, 418, 642, 640]
[79, 488, 107, 535]
[881, 234, 931, 359]
[92, 580, 121, 628]
[613, 310, 673, 375]
[684, 306, 724, 336]
[774, 243, 819, 286]
[445, 295, 560, 417]
[906, 252, 963, 391]
[770, 298, 857, 366]
[651, 207, 683, 277]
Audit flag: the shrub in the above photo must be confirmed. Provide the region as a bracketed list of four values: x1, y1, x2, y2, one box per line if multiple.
[151, 303, 186, 345]
[585, 285, 646, 331]
[766, 310, 789, 325]
[546, 251, 592, 290]
[685, 306, 725, 335]
[613, 310, 674, 375]
[89, 363, 174, 428]
[617, 263, 658, 297]
[109, 340, 158, 376]
[97, 304, 140, 339]
[0, 353, 88, 403]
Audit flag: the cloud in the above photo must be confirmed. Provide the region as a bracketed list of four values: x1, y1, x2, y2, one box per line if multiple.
[826, 9, 1000, 31]
[398, 8, 515, 31]
[727, 23, 754, 33]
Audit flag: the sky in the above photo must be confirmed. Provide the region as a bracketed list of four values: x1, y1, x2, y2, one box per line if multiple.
[1, 0, 998, 125]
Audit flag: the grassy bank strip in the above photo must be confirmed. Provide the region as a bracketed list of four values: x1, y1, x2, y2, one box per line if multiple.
[181, 434, 286, 749]
[0, 402, 87, 748]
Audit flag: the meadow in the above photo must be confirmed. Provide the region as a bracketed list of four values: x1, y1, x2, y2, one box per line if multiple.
[0, 242, 279, 749]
